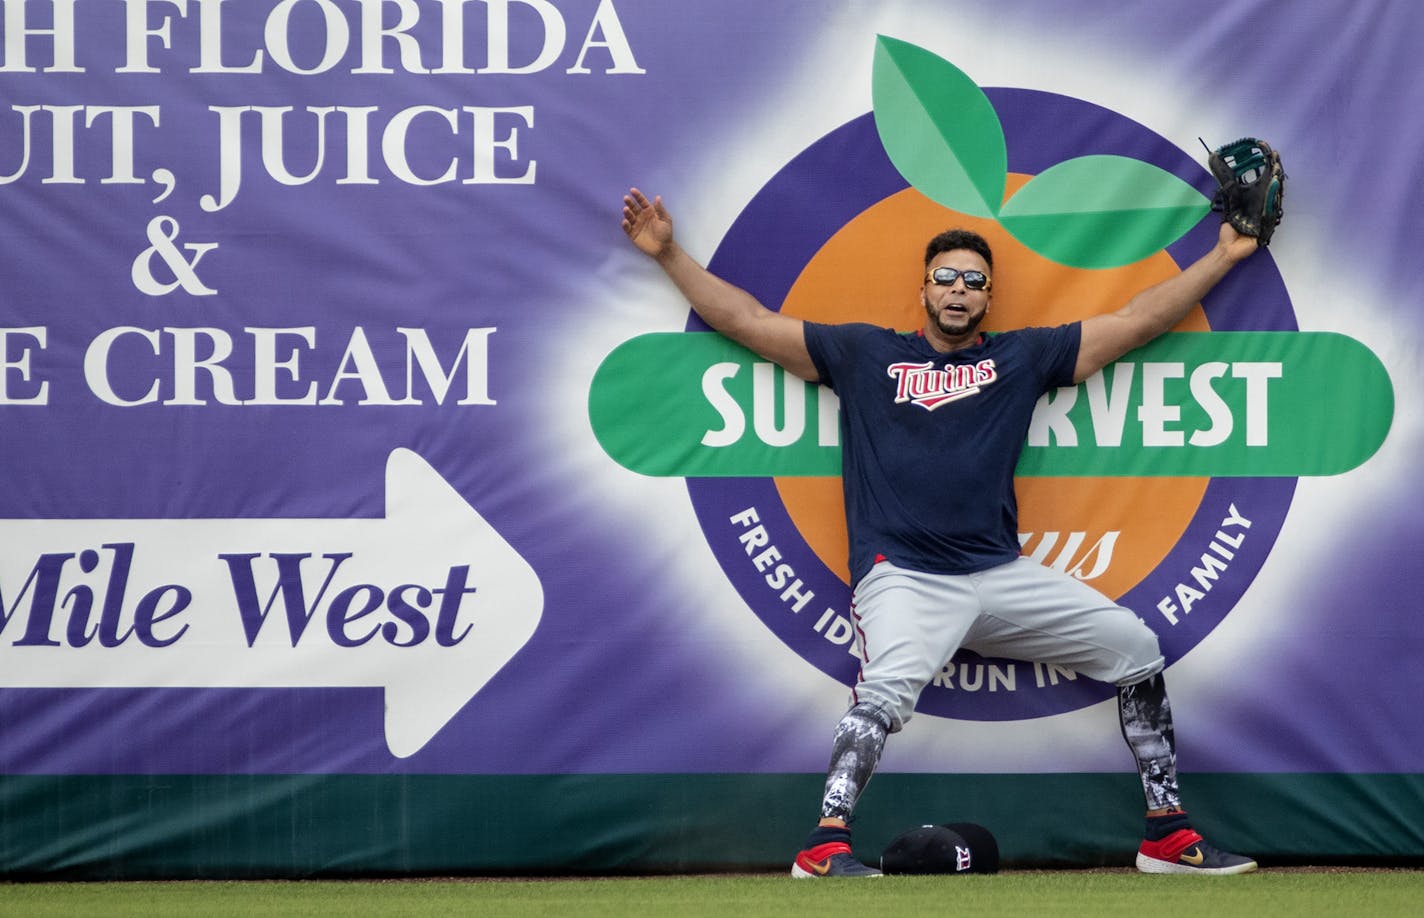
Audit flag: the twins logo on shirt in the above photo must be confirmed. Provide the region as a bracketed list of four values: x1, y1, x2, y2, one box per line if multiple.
[888, 359, 998, 410]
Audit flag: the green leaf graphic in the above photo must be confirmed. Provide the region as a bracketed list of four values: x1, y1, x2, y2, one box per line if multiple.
[999, 156, 1211, 268]
[872, 35, 1006, 218]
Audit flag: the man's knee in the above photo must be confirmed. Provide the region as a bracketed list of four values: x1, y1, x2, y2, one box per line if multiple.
[1107, 617, 1165, 686]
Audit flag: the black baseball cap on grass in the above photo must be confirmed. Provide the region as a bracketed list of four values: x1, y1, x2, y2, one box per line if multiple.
[880, 822, 1000, 874]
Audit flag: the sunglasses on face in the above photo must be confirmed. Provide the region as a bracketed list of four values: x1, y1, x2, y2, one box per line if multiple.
[926, 266, 991, 291]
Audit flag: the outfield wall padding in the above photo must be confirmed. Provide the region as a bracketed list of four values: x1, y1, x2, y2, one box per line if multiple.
[3, 774, 1421, 878]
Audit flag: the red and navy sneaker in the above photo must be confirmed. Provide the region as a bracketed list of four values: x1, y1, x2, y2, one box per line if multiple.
[791, 841, 883, 878]
[1136, 828, 1258, 875]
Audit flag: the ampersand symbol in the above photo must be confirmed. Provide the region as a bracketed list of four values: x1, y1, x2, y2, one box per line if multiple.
[131, 215, 219, 296]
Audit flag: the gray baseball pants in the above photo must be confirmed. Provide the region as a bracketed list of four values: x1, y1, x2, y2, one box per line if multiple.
[849, 557, 1164, 729]
[816, 557, 1180, 821]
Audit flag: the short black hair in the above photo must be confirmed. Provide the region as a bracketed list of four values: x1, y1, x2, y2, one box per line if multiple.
[924, 229, 993, 271]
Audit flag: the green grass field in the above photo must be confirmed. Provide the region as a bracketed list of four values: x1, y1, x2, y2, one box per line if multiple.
[4, 870, 1423, 918]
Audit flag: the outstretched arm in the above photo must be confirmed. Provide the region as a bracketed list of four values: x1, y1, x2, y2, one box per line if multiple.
[1073, 223, 1261, 383]
[621, 188, 818, 382]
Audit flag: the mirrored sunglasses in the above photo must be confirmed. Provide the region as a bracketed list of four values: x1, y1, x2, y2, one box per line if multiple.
[926, 266, 991, 290]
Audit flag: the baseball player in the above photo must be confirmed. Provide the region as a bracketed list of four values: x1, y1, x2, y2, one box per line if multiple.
[621, 186, 1264, 877]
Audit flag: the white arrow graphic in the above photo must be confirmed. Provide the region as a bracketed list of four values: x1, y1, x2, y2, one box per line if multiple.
[0, 448, 544, 758]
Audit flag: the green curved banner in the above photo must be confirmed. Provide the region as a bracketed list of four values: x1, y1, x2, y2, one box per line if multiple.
[590, 331, 1393, 478]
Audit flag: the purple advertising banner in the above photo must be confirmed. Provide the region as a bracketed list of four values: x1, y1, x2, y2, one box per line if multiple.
[1, 0, 1420, 792]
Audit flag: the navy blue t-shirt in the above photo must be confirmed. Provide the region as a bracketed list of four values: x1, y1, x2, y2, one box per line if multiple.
[804, 321, 1081, 586]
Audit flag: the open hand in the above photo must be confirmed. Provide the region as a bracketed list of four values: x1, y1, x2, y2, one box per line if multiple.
[622, 188, 674, 259]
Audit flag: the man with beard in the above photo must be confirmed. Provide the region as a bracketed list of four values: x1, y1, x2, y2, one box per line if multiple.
[620, 188, 1263, 877]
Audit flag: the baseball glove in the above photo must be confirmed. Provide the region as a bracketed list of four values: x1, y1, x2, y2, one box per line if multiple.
[1207, 137, 1286, 245]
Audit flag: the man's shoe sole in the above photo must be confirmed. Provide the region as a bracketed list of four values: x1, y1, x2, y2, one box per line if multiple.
[1136, 852, 1258, 875]
[790, 862, 882, 878]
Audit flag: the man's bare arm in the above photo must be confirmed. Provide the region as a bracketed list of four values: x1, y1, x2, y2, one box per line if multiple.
[1074, 223, 1259, 383]
[622, 188, 818, 382]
